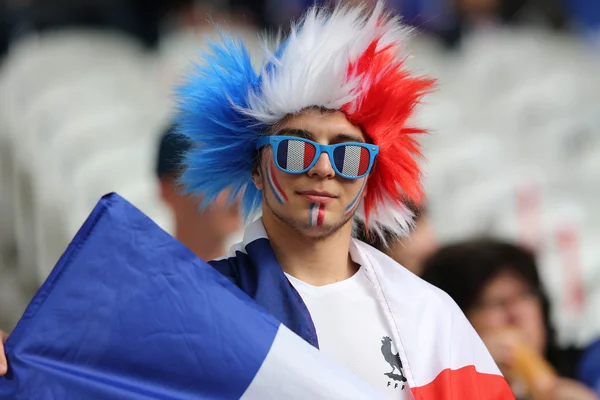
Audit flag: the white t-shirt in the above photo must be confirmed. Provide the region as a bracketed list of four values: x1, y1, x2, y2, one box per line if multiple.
[286, 267, 415, 400]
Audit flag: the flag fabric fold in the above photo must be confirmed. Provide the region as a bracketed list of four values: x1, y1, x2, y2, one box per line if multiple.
[213, 220, 515, 400]
[0, 193, 387, 400]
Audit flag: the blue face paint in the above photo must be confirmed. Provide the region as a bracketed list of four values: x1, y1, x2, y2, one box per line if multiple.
[344, 179, 367, 216]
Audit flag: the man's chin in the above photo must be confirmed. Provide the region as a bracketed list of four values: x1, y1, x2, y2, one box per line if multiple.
[298, 224, 335, 237]
[265, 198, 352, 240]
[293, 216, 352, 241]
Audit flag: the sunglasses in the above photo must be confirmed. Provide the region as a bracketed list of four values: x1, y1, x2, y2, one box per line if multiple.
[256, 136, 379, 180]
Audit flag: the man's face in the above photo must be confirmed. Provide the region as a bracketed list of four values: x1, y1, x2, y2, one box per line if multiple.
[255, 109, 369, 239]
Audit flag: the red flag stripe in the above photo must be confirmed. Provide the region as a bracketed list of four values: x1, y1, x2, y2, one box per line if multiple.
[411, 366, 515, 400]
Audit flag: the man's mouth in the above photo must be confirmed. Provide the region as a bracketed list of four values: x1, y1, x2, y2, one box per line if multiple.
[296, 190, 337, 204]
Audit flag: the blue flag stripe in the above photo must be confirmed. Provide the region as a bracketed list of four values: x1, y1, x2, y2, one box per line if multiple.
[1, 193, 279, 399]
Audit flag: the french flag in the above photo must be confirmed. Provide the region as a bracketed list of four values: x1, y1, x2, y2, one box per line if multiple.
[0, 194, 387, 400]
[333, 145, 370, 177]
[276, 139, 315, 171]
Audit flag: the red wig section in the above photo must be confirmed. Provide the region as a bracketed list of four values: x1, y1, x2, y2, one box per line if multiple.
[342, 39, 436, 223]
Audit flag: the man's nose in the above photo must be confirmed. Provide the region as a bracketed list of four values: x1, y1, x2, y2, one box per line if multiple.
[307, 152, 335, 179]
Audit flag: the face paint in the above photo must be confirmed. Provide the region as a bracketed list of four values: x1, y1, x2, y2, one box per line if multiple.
[344, 179, 367, 217]
[266, 159, 288, 204]
[309, 203, 326, 227]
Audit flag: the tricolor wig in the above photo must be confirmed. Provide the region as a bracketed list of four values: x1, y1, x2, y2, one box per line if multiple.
[176, 1, 435, 239]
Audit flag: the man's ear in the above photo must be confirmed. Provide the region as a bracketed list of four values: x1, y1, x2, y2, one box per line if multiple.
[251, 163, 264, 191]
[159, 177, 177, 205]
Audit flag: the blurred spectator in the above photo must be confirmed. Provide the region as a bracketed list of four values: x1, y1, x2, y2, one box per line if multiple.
[156, 124, 241, 261]
[454, 0, 566, 27]
[258, 0, 568, 49]
[355, 201, 438, 276]
[432, 0, 569, 47]
[563, 0, 600, 30]
[562, 0, 600, 48]
[4, 0, 180, 49]
[163, 1, 262, 32]
[578, 338, 600, 395]
[0, 0, 22, 61]
[0, 0, 583, 55]
[421, 239, 597, 400]
[261, 0, 455, 38]
[0, 8, 8, 62]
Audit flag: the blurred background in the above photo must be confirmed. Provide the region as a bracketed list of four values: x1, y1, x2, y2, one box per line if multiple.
[0, 0, 599, 394]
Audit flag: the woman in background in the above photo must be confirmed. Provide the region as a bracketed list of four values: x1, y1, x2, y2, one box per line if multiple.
[421, 239, 597, 400]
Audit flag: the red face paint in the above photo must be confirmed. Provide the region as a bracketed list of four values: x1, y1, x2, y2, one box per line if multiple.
[309, 203, 326, 227]
[266, 160, 288, 204]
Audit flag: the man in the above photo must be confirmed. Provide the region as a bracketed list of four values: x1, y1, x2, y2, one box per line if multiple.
[156, 124, 242, 260]
[2, 2, 512, 398]
[175, 2, 512, 398]
[578, 337, 600, 395]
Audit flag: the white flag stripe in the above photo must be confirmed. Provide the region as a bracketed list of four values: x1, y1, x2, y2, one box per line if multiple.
[241, 324, 388, 400]
[341, 146, 361, 176]
[287, 140, 307, 171]
[352, 241, 503, 387]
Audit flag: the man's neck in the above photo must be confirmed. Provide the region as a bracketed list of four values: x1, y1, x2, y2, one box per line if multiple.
[262, 213, 358, 287]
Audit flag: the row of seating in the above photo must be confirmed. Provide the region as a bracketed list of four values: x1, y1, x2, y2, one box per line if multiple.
[411, 28, 600, 347]
[0, 24, 598, 345]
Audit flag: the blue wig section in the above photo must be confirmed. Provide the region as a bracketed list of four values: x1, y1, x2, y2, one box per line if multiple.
[175, 32, 267, 220]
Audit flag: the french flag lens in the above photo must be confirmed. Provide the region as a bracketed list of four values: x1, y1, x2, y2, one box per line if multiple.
[333, 145, 371, 177]
[277, 139, 317, 172]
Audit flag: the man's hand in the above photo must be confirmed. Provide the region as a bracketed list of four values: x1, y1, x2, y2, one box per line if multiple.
[0, 330, 8, 376]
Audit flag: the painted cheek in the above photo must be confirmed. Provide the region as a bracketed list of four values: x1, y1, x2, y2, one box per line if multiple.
[344, 179, 367, 216]
[265, 159, 288, 204]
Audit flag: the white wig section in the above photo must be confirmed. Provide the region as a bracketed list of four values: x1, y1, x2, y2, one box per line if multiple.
[353, 192, 415, 243]
[240, 1, 413, 124]
[231, 1, 422, 240]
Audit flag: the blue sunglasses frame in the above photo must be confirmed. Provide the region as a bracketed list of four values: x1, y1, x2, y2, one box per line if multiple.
[256, 135, 379, 179]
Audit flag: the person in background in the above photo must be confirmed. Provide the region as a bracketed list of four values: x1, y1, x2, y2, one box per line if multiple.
[0, 1, 10, 61]
[156, 124, 241, 261]
[578, 337, 600, 395]
[421, 239, 598, 400]
[411, 0, 568, 48]
[355, 200, 438, 276]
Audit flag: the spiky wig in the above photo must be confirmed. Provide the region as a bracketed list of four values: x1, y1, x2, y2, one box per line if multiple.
[176, 1, 435, 238]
